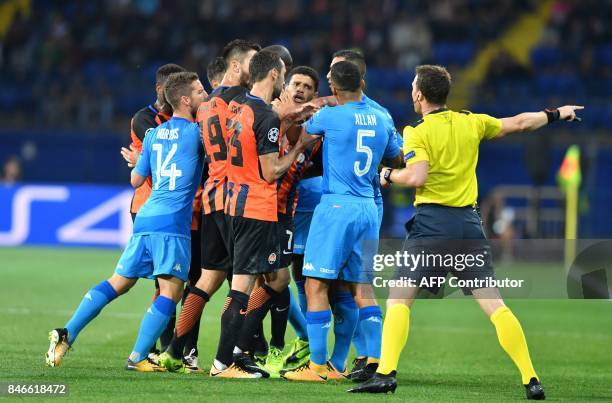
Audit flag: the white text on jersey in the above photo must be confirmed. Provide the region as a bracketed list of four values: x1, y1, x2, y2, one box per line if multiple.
[354, 114, 377, 126]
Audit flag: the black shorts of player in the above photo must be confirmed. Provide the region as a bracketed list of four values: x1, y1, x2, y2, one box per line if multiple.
[278, 213, 294, 268]
[189, 229, 202, 285]
[201, 210, 231, 271]
[396, 204, 494, 296]
[229, 215, 280, 275]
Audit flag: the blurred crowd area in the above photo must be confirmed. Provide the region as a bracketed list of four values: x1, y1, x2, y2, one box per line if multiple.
[1, 0, 610, 132]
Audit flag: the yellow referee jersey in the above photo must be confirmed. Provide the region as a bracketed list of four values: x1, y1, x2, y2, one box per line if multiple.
[403, 108, 502, 207]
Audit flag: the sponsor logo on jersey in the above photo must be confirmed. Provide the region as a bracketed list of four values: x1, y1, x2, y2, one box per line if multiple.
[404, 150, 416, 161]
[173, 263, 182, 272]
[303, 262, 314, 271]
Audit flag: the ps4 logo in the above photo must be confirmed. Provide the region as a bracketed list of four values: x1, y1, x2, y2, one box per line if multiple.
[0, 184, 133, 247]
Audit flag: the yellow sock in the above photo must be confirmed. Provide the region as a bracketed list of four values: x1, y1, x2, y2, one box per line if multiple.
[377, 304, 410, 375]
[490, 306, 538, 384]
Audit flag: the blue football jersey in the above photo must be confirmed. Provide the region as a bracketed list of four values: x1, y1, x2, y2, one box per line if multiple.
[305, 101, 400, 198]
[362, 95, 402, 202]
[133, 116, 204, 237]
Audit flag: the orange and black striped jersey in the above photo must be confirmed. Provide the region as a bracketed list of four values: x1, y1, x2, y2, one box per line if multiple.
[225, 93, 280, 222]
[277, 140, 322, 218]
[197, 85, 247, 214]
[129, 105, 170, 214]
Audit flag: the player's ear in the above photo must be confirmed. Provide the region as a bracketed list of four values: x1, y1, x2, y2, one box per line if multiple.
[232, 59, 240, 74]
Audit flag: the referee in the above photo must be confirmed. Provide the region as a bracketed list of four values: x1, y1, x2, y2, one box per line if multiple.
[349, 65, 582, 399]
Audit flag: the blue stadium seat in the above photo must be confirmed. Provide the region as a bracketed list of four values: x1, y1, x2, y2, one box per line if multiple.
[433, 42, 476, 66]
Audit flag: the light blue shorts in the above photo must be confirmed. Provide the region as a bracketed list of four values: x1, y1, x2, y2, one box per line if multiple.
[293, 211, 314, 255]
[115, 233, 190, 282]
[303, 195, 378, 283]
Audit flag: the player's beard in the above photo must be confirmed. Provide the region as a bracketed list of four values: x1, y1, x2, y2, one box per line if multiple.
[272, 80, 283, 100]
[189, 99, 199, 118]
[412, 96, 421, 114]
[239, 70, 250, 88]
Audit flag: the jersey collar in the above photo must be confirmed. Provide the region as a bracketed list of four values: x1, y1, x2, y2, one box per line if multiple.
[212, 85, 229, 95]
[428, 107, 448, 115]
[246, 92, 265, 103]
[171, 116, 191, 123]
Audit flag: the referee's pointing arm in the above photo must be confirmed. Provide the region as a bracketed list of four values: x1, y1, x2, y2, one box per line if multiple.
[381, 65, 583, 189]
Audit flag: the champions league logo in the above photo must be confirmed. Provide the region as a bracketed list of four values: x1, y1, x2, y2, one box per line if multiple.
[268, 127, 279, 143]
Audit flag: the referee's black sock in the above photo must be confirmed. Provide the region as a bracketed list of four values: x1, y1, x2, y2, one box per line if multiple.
[215, 290, 249, 367]
[236, 284, 277, 352]
[269, 286, 290, 350]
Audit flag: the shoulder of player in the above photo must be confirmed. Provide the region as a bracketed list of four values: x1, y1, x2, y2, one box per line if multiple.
[132, 107, 157, 128]
[364, 96, 394, 119]
[132, 105, 157, 125]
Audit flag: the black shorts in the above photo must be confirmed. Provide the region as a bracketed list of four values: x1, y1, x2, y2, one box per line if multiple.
[229, 216, 280, 275]
[397, 204, 494, 296]
[189, 229, 202, 284]
[201, 211, 231, 271]
[278, 214, 294, 268]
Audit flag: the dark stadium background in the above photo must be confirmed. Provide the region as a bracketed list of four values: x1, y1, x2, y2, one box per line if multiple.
[1, 2, 611, 401]
[0, 0, 610, 239]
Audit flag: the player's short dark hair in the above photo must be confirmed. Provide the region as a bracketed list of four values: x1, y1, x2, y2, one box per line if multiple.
[333, 49, 366, 78]
[164, 72, 199, 111]
[287, 66, 319, 89]
[222, 39, 261, 64]
[249, 50, 283, 84]
[156, 63, 186, 85]
[262, 45, 293, 71]
[207, 57, 227, 85]
[415, 65, 452, 105]
[330, 61, 361, 92]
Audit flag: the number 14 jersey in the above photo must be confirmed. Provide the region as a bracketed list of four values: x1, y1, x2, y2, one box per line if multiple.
[133, 116, 204, 237]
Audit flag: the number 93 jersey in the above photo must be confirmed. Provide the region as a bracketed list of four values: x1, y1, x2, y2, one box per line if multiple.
[133, 116, 204, 237]
[305, 101, 400, 198]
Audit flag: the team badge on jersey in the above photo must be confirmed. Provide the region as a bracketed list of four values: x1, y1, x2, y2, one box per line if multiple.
[268, 252, 277, 265]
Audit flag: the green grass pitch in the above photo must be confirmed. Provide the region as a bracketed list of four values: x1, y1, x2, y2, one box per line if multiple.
[0, 247, 611, 402]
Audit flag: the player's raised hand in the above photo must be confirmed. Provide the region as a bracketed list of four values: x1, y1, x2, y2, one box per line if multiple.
[311, 95, 339, 108]
[295, 130, 321, 151]
[558, 105, 584, 121]
[272, 90, 295, 121]
[121, 145, 139, 168]
[293, 102, 320, 122]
